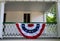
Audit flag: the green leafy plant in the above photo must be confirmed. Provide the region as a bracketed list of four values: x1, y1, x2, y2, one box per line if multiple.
[46, 4, 57, 23]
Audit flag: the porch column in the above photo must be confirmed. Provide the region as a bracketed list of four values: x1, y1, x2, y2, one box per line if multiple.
[57, 1, 60, 37]
[0, 2, 5, 38]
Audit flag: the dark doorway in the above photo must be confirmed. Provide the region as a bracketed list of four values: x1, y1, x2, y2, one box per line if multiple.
[24, 13, 30, 23]
[3, 13, 6, 23]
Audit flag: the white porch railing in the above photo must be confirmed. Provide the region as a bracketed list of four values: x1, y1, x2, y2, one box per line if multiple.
[3, 22, 58, 38]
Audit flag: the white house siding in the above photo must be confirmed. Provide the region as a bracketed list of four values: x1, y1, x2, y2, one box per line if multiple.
[5, 2, 54, 22]
[5, 11, 43, 22]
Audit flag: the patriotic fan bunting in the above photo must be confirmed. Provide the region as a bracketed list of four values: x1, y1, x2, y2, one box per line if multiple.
[16, 23, 45, 39]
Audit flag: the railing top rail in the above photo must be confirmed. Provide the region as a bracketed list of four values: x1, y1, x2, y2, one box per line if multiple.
[3, 22, 57, 24]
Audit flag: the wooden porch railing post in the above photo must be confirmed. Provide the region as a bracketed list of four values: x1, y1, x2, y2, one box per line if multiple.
[57, 1, 60, 37]
[0, 2, 5, 38]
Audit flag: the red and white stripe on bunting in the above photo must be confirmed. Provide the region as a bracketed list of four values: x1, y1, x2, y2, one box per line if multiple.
[16, 23, 45, 39]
